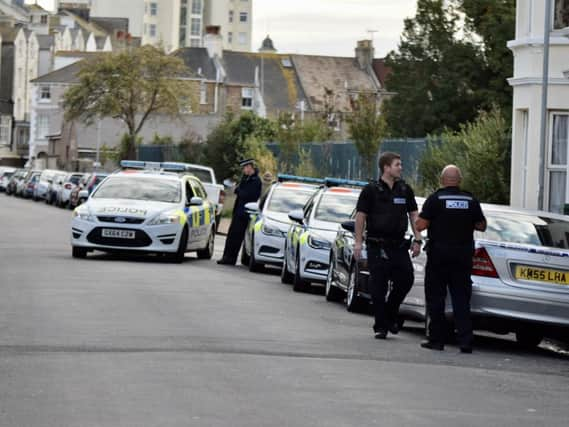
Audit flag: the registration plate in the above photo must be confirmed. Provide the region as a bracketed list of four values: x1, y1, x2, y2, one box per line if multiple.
[514, 265, 569, 286]
[101, 229, 135, 239]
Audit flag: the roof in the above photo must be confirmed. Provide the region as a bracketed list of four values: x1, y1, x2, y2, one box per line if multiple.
[0, 25, 17, 42]
[174, 47, 217, 80]
[291, 54, 378, 112]
[90, 17, 129, 37]
[372, 58, 391, 88]
[36, 34, 53, 50]
[31, 60, 83, 84]
[61, 10, 108, 37]
[221, 50, 305, 112]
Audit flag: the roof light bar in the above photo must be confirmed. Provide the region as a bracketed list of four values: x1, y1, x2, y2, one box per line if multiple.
[277, 174, 325, 185]
[324, 177, 368, 188]
[120, 160, 190, 172]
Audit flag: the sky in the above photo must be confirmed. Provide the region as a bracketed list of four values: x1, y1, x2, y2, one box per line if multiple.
[27, 0, 417, 58]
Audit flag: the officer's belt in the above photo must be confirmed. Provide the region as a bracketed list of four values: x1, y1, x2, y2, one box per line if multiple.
[366, 237, 406, 248]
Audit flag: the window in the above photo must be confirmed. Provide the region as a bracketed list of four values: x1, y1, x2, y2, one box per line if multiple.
[179, 28, 187, 46]
[548, 113, 569, 213]
[241, 87, 253, 109]
[0, 116, 10, 143]
[149, 24, 157, 37]
[40, 86, 51, 101]
[238, 32, 246, 45]
[150, 2, 158, 16]
[191, 0, 202, 14]
[40, 15, 48, 25]
[37, 115, 49, 139]
[228, 10, 234, 23]
[191, 18, 201, 36]
[200, 81, 207, 104]
[554, 0, 569, 29]
[180, 8, 187, 26]
[190, 38, 200, 47]
[239, 12, 248, 22]
[227, 32, 233, 43]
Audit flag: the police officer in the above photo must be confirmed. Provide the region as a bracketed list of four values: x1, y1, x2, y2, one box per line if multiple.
[217, 159, 262, 265]
[415, 165, 486, 353]
[354, 152, 422, 339]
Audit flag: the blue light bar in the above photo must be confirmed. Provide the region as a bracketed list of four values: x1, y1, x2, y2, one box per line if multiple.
[160, 162, 189, 172]
[277, 174, 325, 185]
[324, 177, 368, 188]
[120, 160, 147, 169]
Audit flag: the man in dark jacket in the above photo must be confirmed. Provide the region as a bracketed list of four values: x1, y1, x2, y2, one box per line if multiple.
[217, 159, 262, 265]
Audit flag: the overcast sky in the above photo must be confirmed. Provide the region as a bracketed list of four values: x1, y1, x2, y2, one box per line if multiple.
[28, 0, 416, 58]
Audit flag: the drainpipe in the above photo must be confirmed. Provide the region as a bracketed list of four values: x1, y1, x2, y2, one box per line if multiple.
[538, 0, 552, 211]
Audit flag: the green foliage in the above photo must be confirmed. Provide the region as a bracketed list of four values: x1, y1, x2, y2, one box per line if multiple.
[348, 95, 387, 177]
[204, 112, 277, 180]
[383, 0, 512, 137]
[116, 133, 143, 161]
[150, 133, 174, 145]
[64, 45, 193, 159]
[241, 135, 277, 177]
[418, 108, 511, 203]
[293, 148, 319, 178]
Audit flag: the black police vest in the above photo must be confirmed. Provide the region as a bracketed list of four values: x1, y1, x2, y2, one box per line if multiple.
[366, 181, 410, 240]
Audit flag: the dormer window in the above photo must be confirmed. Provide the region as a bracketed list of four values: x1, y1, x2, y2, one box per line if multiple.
[40, 86, 51, 101]
[41, 15, 48, 25]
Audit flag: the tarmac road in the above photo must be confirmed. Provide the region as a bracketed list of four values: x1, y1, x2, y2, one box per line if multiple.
[1, 194, 568, 427]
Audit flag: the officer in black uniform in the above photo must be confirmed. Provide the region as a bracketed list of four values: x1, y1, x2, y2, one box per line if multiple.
[354, 152, 423, 339]
[217, 159, 262, 265]
[415, 165, 486, 353]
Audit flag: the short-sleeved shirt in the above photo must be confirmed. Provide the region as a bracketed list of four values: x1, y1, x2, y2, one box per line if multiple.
[419, 186, 485, 248]
[356, 179, 418, 240]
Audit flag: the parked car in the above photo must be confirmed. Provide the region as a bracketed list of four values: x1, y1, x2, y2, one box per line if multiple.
[327, 202, 569, 348]
[5, 169, 26, 196]
[33, 169, 62, 201]
[21, 171, 41, 199]
[45, 171, 68, 204]
[281, 178, 365, 292]
[69, 173, 109, 208]
[0, 167, 16, 192]
[56, 172, 85, 208]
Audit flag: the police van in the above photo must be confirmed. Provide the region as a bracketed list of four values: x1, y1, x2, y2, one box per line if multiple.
[71, 161, 216, 262]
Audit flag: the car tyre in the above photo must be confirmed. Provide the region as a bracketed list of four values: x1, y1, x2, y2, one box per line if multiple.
[346, 264, 365, 312]
[280, 246, 294, 284]
[197, 228, 215, 260]
[325, 255, 344, 302]
[515, 328, 543, 349]
[248, 236, 263, 272]
[72, 246, 87, 259]
[171, 227, 188, 264]
[293, 251, 309, 292]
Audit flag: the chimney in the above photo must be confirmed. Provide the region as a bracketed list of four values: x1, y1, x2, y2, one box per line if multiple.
[355, 39, 374, 70]
[204, 25, 223, 59]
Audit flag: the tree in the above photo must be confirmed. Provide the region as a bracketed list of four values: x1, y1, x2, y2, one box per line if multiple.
[418, 107, 511, 203]
[64, 45, 193, 159]
[348, 95, 387, 178]
[382, 0, 486, 137]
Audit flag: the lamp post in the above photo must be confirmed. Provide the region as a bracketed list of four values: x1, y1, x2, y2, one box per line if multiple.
[538, 0, 552, 211]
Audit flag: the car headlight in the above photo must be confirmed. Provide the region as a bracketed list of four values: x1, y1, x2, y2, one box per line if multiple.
[73, 209, 96, 222]
[148, 213, 181, 225]
[308, 235, 332, 250]
[262, 222, 286, 237]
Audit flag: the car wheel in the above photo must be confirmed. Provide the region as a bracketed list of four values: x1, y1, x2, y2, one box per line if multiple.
[325, 255, 344, 302]
[346, 264, 365, 312]
[293, 251, 309, 292]
[248, 236, 263, 272]
[72, 246, 87, 259]
[170, 227, 188, 264]
[515, 328, 543, 349]
[280, 245, 294, 284]
[197, 228, 215, 260]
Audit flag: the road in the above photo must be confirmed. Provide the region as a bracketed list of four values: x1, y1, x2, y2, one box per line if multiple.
[1, 194, 568, 427]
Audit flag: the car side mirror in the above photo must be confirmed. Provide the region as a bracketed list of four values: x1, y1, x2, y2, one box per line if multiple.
[223, 178, 236, 189]
[341, 220, 355, 232]
[78, 189, 88, 199]
[189, 196, 204, 206]
[244, 202, 259, 214]
[288, 209, 305, 224]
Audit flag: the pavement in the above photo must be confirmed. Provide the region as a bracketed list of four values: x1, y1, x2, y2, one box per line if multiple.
[1, 194, 569, 427]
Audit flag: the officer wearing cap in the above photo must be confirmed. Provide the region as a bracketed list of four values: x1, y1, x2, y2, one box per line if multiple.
[415, 165, 487, 353]
[217, 159, 262, 265]
[354, 152, 423, 339]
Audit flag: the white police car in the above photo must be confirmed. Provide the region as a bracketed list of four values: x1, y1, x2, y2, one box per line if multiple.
[241, 175, 323, 272]
[281, 178, 365, 292]
[71, 161, 216, 262]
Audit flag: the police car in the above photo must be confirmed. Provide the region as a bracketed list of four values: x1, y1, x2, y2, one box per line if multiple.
[241, 175, 323, 272]
[71, 161, 216, 262]
[281, 178, 366, 292]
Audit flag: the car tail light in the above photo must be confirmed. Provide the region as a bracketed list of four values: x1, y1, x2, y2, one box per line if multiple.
[219, 189, 226, 205]
[472, 247, 499, 278]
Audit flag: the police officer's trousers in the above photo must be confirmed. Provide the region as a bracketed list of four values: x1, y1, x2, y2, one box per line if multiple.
[367, 242, 414, 332]
[425, 246, 474, 347]
[220, 214, 249, 264]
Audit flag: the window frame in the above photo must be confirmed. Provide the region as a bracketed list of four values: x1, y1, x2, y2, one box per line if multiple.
[547, 111, 569, 213]
[241, 87, 253, 109]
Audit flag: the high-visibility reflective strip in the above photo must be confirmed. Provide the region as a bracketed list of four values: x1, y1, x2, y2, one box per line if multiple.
[204, 202, 211, 225]
[175, 209, 187, 226]
[249, 214, 258, 231]
[254, 219, 263, 232]
[299, 231, 309, 245]
[190, 206, 200, 227]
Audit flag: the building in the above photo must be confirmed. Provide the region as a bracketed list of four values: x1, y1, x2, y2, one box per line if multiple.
[508, 0, 569, 214]
[203, 0, 252, 51]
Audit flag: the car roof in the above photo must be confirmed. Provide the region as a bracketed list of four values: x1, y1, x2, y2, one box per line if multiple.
[111, 170, 186, 182]
[274, 181, 320, 191]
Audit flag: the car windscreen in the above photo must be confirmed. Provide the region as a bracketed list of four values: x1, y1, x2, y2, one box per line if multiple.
[69, 175, 82, 185]
[477, 212, 569, 249]
[314, 192, 359, 223]
[93, 175, 108, 186]
[266, 187, 315, 213]
[92, 177, 181, 203]
[186, 169, 212, 183]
